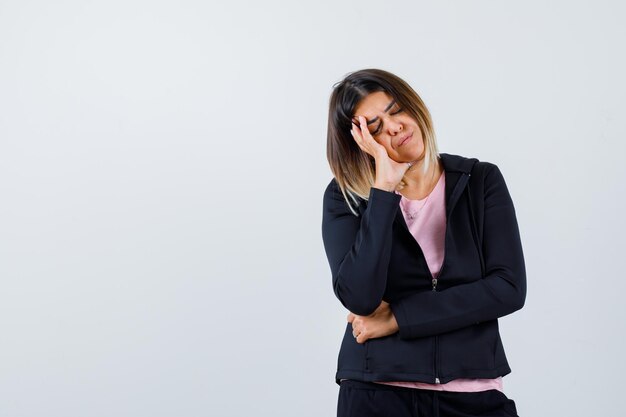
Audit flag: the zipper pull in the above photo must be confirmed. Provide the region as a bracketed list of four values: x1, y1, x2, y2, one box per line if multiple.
[432, 278, 438, 291]
[435, 377, 440, 384]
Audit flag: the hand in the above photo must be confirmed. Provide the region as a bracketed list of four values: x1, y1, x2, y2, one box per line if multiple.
[347, 300, 399, 344]
[350, 115, 411, 192]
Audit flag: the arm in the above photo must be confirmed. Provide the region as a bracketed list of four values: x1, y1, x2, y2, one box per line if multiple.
[321, 180, 402, 316]
[389, 164, 527, 339]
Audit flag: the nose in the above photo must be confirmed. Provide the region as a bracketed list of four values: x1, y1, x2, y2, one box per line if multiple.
[387, 118, 403, 135]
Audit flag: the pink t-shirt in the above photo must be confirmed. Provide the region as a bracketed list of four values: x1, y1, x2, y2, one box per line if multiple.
[375, 170, 503, 393]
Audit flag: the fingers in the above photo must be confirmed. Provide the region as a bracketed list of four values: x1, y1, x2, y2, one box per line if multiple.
[350, 116, 377, 155]
[349, 314, 368, 344]
[351, 119, 360, 131]
[350, 123, 366, 152]
[356, 116, 375, 144]
[358, 115, 368, 132]
[351, 325, 367, 344]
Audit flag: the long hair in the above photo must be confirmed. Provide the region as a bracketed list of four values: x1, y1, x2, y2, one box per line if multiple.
[326, 69, 439, 215]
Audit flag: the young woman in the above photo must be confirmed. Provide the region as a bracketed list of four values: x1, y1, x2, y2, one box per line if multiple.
[321, 69, 526, 417]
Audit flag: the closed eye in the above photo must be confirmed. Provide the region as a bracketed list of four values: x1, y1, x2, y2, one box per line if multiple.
[371, 107, 403, 135]
[371, 123, 382, 136]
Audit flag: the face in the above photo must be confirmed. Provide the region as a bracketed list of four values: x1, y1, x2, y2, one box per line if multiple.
[352, 91, 425, 163]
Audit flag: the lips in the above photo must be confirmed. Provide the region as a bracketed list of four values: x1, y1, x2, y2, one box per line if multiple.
[397, 133, 413, 148]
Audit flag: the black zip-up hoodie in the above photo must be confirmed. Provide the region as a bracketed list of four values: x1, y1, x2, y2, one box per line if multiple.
[321, 153, 526, 386]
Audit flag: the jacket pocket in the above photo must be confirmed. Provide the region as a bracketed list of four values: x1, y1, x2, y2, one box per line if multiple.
[366, 332, 433, 374]
[439, 320, 499, 377]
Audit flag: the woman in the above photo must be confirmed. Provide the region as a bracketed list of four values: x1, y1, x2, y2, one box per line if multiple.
[321, 68, 526, 417]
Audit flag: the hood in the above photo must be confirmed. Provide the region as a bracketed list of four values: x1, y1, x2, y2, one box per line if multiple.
[439, 152, 480, 174]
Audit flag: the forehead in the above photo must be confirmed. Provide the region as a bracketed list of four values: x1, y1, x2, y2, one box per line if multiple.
[354, 91, 394, 117]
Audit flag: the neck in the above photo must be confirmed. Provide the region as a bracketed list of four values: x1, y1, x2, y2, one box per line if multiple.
[402, 156, 443, 191]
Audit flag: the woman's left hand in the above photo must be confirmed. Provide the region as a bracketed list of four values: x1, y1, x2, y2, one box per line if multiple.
[347, 300, 399, 344]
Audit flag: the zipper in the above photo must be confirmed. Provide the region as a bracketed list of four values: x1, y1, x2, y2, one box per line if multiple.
[433, 275, 439, 382]
[434, 172, 470, 291]
[432, 171, 472, 384]
[434, 335, 440, 384]
[418, 171, 470, 384]
[432, 204, 443, 381]
[432, 225, 445, 292]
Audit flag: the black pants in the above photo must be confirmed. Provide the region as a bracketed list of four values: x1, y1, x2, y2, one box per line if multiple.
[338, 380, 519, 417]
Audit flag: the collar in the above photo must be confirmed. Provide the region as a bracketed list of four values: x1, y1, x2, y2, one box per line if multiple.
[439, 152, 479, 174]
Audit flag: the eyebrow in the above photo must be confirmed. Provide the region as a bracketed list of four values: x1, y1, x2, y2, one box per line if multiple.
[355, 100, 397, 126]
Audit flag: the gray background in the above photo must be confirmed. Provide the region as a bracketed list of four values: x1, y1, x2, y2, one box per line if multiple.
[1, 0, 624, 416]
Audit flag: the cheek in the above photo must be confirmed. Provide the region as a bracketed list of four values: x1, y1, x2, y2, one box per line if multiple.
[380, 138, 394, 152]
[373, 135, 386, 147]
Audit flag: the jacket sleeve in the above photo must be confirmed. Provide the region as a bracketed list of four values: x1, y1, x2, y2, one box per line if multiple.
[321, 180, 402, 316]
[389, 164, 527, 339]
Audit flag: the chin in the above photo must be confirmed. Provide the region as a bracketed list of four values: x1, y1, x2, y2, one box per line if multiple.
[403, 148, 425, 162]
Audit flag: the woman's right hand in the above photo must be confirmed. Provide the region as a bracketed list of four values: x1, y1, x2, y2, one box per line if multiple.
[351, 115, 412, 192]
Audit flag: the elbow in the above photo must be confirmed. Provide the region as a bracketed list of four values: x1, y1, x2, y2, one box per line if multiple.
[513, 286, 526, 311]
[490, 271, 526, 315]
[333, 278, 382, 316]
[346, 301, 380, 317]
[511, 270, 527, 311]
[504, 282, 526, 314]
[507, 292, 525, 313]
